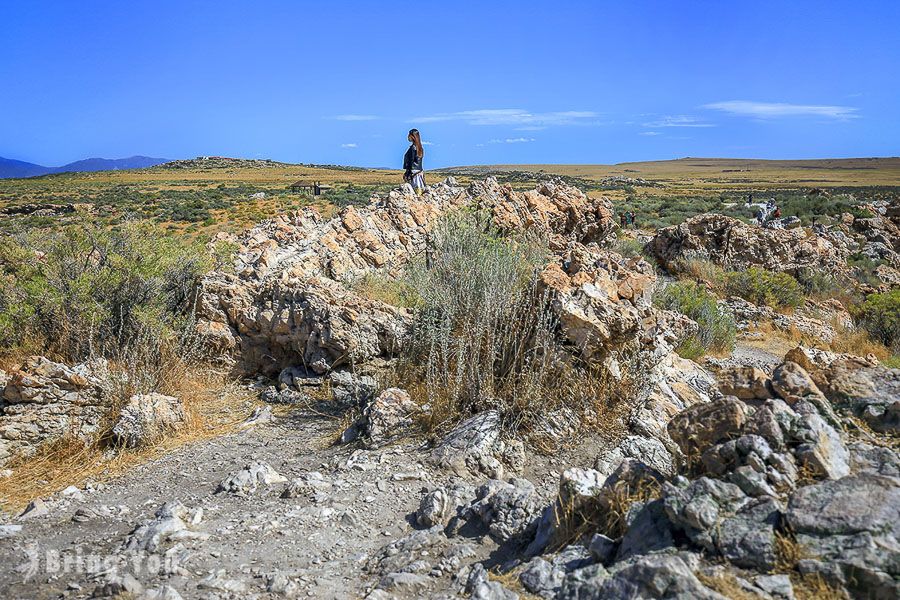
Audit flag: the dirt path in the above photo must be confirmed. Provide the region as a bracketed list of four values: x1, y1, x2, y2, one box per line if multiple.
[0, 405, 600, 599]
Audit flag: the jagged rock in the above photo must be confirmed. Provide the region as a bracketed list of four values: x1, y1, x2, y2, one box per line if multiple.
[416, 483, 475, 528]
[792, 409, 850, 480]
[93, 573, 143, 597]
[662, 477, 749, 545]
[281, 471, 332, 500]
[615, 498, 676, 561]
[366, 525, 446, 575]
[662, 477, 780, 570]
[588, 533, 616, 565]
[725, 297, 842, 344]
[770, 361, 823, 402]
[786, 474, 900, 598]
[784, 345, 866, 373]
[18, 498, 49, 520]
[520, 546, 592, 599]
[813, 359, 900, 434]
[471, 581, 519, 600]
[330, 370, 377, 407]
[259, 385, 308, 405]
[471, 478, 541, 542]
[343, 388, 417, 448]
[594, 435, 674, 479]
[537, 247, 656, 359]
[137, 586, 184, 600]
[112, 394, 185, 448]
[559, 552, 727, 600]
[198, 275, 411, 376]
[649, 213, 851, 276]
[717, 366, 773, 400]
[216, 461, 287, 495]
[520, 557, 562, 599]
[0, 356, 106, 465]
[632, 351, 717, 451]
[427, 411, 505, 478]
[848, 441, 900, 477]
[667, 396, 747, 458]
[123, 501, 206, 552]
[754, 574, 794, 600]
[714, 496, 782, 571]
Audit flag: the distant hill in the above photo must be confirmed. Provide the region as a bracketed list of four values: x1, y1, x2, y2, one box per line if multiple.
[0, 155, 170, 179]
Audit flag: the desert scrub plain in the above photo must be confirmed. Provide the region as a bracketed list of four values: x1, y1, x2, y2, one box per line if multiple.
[0, 159, 899, 599]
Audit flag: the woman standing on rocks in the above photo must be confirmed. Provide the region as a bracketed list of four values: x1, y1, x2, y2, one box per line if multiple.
[403, 128, 426, 196]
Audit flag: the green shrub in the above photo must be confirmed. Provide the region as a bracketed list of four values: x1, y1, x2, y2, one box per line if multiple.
[395, 208, 645, 440]
[855, 288, 900, 350]
[723, 267, 803, 310]
[612, 237, 649, 261]
[847, 253, 885, 288]
[654, 280, 736, 357]
[0, 219, 225, 365]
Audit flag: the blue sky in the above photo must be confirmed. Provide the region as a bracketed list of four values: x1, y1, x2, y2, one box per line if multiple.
[1, 0, 898, 168]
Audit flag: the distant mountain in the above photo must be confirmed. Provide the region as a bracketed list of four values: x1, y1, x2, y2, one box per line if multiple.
[0, 157, 50, 179]
[0, 155, 171, 179]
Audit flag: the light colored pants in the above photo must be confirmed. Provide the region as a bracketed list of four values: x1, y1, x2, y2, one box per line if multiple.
[410, 172, 426, 195]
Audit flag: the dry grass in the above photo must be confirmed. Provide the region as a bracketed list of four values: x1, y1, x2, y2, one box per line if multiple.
[695, 570, 760, 600]
[792, 573, 848, 600]
[672, 256, 725, 290]
[774, 528, 848, 599]
[0, 369, 256, 515]
[774, 527, 811, 573]
[551, 476, 661, 550]
[826, 324, 892, 361]
[347, 272, 405, 307]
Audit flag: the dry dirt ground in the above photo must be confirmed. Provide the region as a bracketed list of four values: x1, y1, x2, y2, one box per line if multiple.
[0, 398, 605, 600]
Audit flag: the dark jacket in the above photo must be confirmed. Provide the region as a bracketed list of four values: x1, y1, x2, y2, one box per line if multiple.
[403, 144, 423, 178]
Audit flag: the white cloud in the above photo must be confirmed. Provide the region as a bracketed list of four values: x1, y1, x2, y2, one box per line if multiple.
[639, 131, 662, 136]
[341, 143, 357, 148]
[410, 109, 602, 126]
[702, 101, 858, 119]
[421, 141, 434, 145]
[488, 138, 536, 144]
[642, 116, 715, 128]
[331, 114, 378, 121]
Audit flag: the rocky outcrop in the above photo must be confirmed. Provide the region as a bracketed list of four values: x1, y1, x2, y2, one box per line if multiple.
[195, 178, 660, 377]
[0, 356, 107, 465]
[649, 213, 851, 275]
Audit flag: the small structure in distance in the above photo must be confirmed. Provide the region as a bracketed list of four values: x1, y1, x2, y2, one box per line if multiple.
[289, 180, 333, 196]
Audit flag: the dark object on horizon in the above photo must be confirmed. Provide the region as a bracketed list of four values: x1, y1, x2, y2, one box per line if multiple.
[289, 180, 334, 196]
[0, 155, 170, 179]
